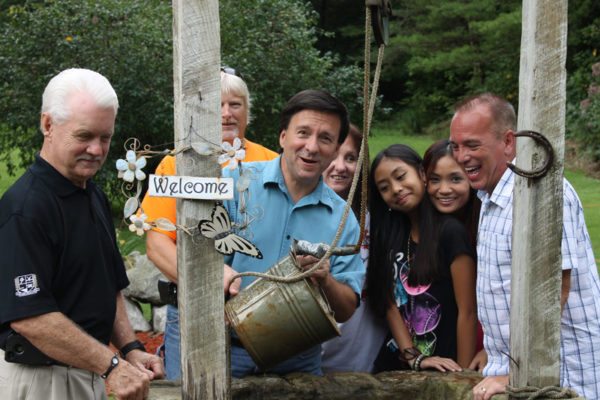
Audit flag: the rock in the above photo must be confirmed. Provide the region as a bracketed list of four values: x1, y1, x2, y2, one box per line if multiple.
[122, 253, 164, 304]
[152, 304, 168, 333]
[148, 370, 499, 400]
[124, 296, 152, 332]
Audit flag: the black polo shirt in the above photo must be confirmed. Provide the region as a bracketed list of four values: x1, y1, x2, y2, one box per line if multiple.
[0, 154, 129, 349]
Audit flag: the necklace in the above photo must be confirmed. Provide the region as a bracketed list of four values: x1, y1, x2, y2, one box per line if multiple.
[406, 234, 411, 269]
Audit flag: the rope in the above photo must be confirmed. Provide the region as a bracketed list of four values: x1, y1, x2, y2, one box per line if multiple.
[229, 6, 385, 285]
[505, 385, 584, 399]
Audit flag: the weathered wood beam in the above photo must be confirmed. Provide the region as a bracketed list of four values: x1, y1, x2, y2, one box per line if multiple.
[511, 0, 568, 392]
[173, 0, 227, 398]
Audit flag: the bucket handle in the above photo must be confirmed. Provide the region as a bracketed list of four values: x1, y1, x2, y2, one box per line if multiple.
[228, 239, 357, 285]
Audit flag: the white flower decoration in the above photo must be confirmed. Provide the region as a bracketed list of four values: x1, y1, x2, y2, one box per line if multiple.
[218, 138, 246, 170]
[129, 214, 151, 236]
[116, 150, 147, 182]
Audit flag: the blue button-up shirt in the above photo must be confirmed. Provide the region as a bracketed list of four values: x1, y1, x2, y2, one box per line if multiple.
[222, 157, 364, 296]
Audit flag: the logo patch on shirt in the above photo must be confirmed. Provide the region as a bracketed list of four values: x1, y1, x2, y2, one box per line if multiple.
[14, 274, 40, 297]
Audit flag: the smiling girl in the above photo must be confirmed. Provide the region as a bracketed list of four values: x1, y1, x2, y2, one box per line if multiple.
[423, 139, 481, 250]
[366, 144, 477, 371]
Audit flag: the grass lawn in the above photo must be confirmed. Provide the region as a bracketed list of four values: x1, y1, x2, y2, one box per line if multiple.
[368, 129, 600, 263]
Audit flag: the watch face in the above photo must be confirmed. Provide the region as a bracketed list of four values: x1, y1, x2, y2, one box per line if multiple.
[112, 357, 119, 365]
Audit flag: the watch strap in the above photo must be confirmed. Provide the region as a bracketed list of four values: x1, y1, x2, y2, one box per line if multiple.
[101, 353, 119, 379]
[119, 339, 146, 359]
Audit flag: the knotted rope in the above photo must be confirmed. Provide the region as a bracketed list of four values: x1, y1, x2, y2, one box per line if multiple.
[505, 385, 584, 399]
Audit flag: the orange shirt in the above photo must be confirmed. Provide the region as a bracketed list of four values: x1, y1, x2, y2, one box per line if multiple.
[141, 139, 278, 241]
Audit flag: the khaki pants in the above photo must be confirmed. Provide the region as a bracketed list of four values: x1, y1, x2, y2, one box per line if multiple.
[0, 349, 107, 400]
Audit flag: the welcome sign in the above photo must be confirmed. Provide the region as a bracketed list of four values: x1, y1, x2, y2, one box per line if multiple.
[147, 174, 234, 200]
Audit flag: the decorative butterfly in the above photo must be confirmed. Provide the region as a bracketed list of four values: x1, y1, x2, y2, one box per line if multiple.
[198, 203, 263, 259]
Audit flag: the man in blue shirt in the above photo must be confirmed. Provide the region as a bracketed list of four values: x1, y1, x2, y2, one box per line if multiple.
[223, 90, 364, 378]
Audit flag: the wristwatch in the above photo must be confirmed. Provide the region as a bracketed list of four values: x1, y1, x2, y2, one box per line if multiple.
[101, 353, 119, 379]
[119, 339, 146, 358]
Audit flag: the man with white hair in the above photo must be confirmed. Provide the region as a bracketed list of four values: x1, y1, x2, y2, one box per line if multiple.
[0, 68, 165, 399]
[141, 67, 278, 380]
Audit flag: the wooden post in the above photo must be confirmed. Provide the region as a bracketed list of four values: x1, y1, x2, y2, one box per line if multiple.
[173, 1, 228, 399]
[511, 0, 568, 392]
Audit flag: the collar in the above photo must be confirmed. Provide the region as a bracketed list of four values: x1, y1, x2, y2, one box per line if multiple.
[261, 157, 334, 210]
[477, 161, 515, 210]
[30, 153, 94, 197]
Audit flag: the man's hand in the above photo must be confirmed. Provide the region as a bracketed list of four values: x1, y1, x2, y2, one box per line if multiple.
[472, 375, 508, 400]
[297, 255, 331, 287]
[106, 358, 151, 400]
[468, 348, 488, 373]
[126, 350, 165, 380]
[224, 264, 241, 296]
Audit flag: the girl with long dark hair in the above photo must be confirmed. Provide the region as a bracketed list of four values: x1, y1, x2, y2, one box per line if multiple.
[423, 139, 481, 249]
[367, 144, 477, 371]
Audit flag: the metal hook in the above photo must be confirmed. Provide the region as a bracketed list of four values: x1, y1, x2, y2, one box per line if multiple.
[506, 130, 554, 179]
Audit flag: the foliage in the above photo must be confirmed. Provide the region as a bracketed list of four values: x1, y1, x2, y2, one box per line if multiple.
[115, 226, 146, 264]
[219, 0, 363, 150]
[565, 1, 600, 161]
[0, 0, 365, 195]
[566, 62, 600, 160]
[307, 0, 600, 164]
[379, 0, 521, 130]
[0, 0, 173, 198]
[308, 0, 365, 65]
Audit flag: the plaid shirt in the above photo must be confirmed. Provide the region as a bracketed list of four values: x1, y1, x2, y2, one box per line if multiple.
[477, 167, 600, 399]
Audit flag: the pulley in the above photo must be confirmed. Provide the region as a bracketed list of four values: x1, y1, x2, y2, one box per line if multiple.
[365, 0, 392, 46]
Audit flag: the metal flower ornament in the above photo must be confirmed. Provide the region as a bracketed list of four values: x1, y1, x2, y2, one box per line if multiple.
[218, 137, 246, 169]
[114, 128, 261, 258]
[129, 213, 152, 236]
[116, 150, 147, 183]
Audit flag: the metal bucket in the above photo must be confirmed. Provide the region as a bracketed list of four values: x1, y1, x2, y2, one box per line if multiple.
[224, 253, 341, 370]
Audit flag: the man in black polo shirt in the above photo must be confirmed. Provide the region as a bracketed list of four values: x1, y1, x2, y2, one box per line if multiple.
[0, 68, 164, 399]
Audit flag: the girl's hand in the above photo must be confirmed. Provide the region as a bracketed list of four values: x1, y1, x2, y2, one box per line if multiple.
[415, 356, 463, 372]
[468, 348, 487, 373]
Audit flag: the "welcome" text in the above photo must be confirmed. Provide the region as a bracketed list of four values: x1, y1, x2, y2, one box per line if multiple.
[148, 175, 234, 200]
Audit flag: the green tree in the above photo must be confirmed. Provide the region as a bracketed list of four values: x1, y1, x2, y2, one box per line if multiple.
[220, 0, 363, 150]
[565, 0, 600, 160]
[0, 0, 363, 196]
[0, 0, 173, 196]
[308, 0, 366, 66]
[381, 0, 521, 130]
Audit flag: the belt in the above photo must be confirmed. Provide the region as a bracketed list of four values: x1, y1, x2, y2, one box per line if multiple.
[157, 279, 178, 308]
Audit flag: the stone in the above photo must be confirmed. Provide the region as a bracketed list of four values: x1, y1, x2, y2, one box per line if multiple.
[148, 370, 506, 400]
[152, 304, 168, 333]
[124, 296, 152, 332]
[122, 253, 164, 305]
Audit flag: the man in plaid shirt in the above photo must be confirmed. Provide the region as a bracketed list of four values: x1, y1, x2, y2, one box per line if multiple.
[449, 93, 600, 400]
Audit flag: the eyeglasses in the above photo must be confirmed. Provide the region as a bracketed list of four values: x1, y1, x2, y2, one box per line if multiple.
[221, 66, 244, 80]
